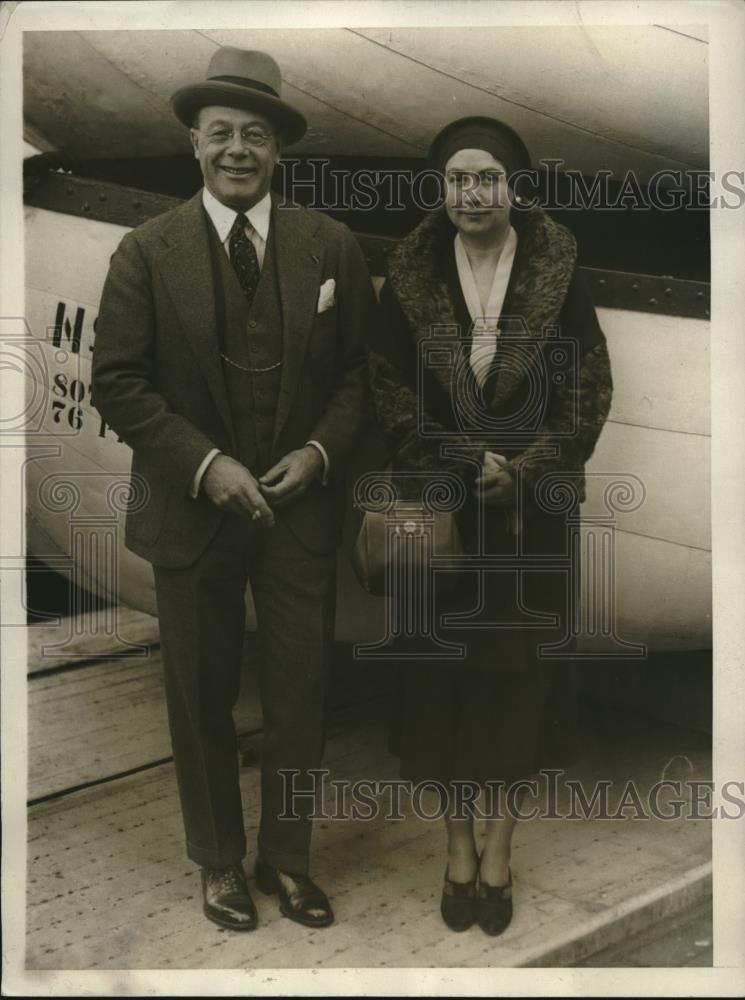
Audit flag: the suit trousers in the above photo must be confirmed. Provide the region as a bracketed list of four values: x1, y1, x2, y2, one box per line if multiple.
[152, 510, 336, 874]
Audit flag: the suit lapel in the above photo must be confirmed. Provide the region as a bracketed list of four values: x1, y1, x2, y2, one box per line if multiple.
[157, 193, 236, 448]
[270, 196, 323, 445]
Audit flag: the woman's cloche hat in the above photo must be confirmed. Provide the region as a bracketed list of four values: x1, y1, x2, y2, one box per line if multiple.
[427, 116, 531, 179]
[171, 46, 307, 145]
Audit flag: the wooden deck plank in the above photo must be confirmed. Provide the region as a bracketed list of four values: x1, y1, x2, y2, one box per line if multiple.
[27, 705, 711, 969]
[28, 649, 255, 801]
[28, 642, 392, 801]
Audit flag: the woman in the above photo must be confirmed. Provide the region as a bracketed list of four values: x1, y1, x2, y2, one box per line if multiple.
[367, 117, 613, 934]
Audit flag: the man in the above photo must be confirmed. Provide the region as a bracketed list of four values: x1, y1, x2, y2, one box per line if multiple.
[92, 46, 374, 931]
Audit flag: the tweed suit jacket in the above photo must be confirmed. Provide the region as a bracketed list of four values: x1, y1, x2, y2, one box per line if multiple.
[92, 191, 374, 567]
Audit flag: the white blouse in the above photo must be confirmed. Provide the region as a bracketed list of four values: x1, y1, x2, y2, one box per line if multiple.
[454, 226, 521, 534]
[453, 226, 518, 388]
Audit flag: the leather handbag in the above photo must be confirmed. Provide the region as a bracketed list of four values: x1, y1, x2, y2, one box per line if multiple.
[351, 501, 464, 597]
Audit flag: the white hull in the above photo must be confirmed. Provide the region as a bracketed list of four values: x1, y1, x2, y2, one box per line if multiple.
[22, 205, 711, 651]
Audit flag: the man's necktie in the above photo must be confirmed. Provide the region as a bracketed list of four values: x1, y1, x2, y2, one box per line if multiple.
[229, 212, 261, 305]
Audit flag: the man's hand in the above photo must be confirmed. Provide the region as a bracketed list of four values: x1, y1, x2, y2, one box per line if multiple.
[259, 446, 323, 508]
[202, 454, 275, 525]
[474, 451, 515, 507]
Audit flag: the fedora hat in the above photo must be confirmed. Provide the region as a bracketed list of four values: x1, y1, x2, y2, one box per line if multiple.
[171, 46, 307, 145]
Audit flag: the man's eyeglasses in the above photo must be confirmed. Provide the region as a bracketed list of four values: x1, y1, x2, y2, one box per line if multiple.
[198, 127, 275, 149]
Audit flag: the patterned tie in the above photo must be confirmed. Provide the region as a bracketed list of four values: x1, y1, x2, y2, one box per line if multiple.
[229, 212, 261, 305]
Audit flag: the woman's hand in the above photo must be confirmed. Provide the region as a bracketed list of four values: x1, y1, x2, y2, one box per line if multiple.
[474, 451, 515, 507]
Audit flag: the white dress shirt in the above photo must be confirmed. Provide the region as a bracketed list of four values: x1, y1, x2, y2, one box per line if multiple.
[202, 184, 271, 267]
[454, 225, 518, 388]
[189, 188, 329, 498]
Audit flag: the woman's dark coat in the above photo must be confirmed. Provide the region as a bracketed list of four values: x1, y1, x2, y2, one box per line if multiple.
[367, 205, 614, 783]
[369, 205, 612, 507]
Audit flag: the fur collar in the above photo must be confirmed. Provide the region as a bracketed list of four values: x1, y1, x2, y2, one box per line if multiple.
[387, 207, 577, 407]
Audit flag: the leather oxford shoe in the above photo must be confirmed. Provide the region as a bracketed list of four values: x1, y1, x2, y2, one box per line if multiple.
[254, 859, 334, 928]
[201, 863, 258, 931]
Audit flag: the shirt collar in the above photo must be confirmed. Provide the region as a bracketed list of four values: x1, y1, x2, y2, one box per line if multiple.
[201, 187, 272, 244]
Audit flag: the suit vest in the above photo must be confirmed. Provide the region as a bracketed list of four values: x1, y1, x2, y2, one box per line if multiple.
[207, 216, 284, 475]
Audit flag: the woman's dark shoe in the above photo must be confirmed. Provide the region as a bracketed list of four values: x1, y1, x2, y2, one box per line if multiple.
[201, 863, 258, 931]
[254, 859, 334, 928]
[476, 867, 513, 936]
[440, 866, 477, 932]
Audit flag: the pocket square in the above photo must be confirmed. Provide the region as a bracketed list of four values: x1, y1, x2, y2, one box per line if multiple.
[317, 278, 336, 314]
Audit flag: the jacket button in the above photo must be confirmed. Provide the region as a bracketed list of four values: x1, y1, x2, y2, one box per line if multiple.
[249, 320, 257, 328]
